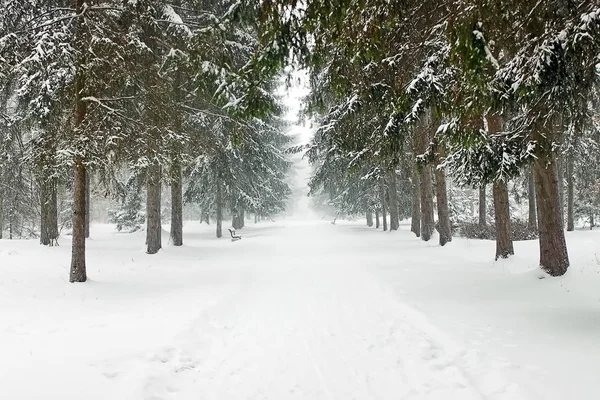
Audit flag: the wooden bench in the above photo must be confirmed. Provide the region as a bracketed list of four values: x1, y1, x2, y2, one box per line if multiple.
[228, 228, 242, 242]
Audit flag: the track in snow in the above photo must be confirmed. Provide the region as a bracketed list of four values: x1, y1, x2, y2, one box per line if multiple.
[125, 223, 526, 400]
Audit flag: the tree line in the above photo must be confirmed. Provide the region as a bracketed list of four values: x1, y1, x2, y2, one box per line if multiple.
[0, 1, 291, 282]
[253, 0, 600, 276]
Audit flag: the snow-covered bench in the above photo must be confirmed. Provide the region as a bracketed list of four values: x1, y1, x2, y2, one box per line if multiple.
[228, 228, 242, 242]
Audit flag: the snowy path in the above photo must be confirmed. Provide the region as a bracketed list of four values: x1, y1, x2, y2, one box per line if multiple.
[107, 224, 523, 400]
[5, 221, 600, 399]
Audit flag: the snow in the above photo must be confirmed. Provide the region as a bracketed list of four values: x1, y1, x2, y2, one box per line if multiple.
[2, 220, 600, 399]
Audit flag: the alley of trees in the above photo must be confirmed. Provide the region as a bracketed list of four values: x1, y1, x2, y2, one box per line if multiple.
[1, 1, 600, 281]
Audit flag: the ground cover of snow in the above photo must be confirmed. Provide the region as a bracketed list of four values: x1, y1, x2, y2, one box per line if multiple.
[2, 219, 600, 399]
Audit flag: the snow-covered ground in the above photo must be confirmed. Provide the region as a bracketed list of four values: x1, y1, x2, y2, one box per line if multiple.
[2, 220, 600, 399]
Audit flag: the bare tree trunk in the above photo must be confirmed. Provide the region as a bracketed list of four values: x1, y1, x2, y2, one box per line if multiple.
[533, 155, 569, 276]
[69, 0, 87, 282]
[216, 182, 223, 238]
[411, 168, 421, 237]
[85, 171, 90, 238]
[479, 186, 487, 227]
[170, 161, 183, 246]
[493, 180, 514, 259]
[528, 166, 537, 229]
[0, 192, 3, 239]
[380, 181, 388, 232]
[375, 209, 380, 229]
[40, 176, 58, 246]
[566, 154, 574, 231]
[434, 164, 452, 246]
[557, 154, 565, 226]
[240, 208, 245, 229]
[366, 211, 373, 227]
[591, 214, 595, 230]
[420, 165, 435, 241]
[388, 170, 400, 231]
[146, 164, 162, 254]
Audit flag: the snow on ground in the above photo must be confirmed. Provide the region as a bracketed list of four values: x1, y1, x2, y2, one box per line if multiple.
[2, 220, 600, 399]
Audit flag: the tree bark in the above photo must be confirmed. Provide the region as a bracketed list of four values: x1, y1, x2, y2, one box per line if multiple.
[240, 208, 245, 229]
[146, 164, 162, 254]
[85, 171, 90, 238]
[420, 165, 435, 241]
[557, 154, 565, 226]
[375, 209, 380, 229]
[216, 182, 223, 238]
[380, 181, 388, 232]
[434, 164, 452, 246]
[0, 192, 3, 239]
[170, 161, 183, 246]
[591, 214, 595, 230]
[411, 167, 421, 237]
[566, 154, 574, 231]
[533, 156, 569, 276]
[528, 166, 537, 230]
[69, 0, 87, 282]
[479, 186, 487, 227]
[366, 211, 373, 227]
[388, 170, 400, 231]
[493, 180, 514, 259]
[40, 176, 58, 246]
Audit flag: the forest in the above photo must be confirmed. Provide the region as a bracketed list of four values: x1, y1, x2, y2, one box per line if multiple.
[1, 0, 600, 282]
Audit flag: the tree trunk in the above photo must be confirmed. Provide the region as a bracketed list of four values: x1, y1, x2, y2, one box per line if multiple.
[528, 166, 537, 230]
[366, 211, 373, 227]
[420, 165, 435, 241]
[69, 0, 87, 283]
[240, 208, 245, 229]
[70, 160, 87, 282]
[493, 180, 514, 259]
[479, 186, 487, 227]
[566, 154, 574, 231]
[254, 213, 258, 224]
[533, 156, 569, 276]
[40, 176, 58, 246]
[0, 192, 3, 239]
[85, 171, 90, 238]
[375, 210, 380, 229]
[557, 154, 565, 226]
[411, 168, 421, 237]
[170, 161, 183, 246]
[146, 164, 162, 254]
[388, 170, 400, 231]
[591, 214, 595, 230]
[216, 182, 223, 238]
[380, 181, 388, 232]
[434, 164, 452, 246]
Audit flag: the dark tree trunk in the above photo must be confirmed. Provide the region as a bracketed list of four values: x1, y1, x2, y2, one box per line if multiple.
[528, 166, 537, 230]
[375, 210, 380, 229]
[366, 211, 373, 227]
[0, 193, 3, 239]
[411, 168, 421, 237]
[566, 154, 574, 231]
[388, 170, 400, 231]
[591, 214, 595, 230]
[70, 160, 87, 282]
[557, 154, 565, 226]
[146, 164, 162, 254]
[254, 213, 258, 224]
[479, 186, 487, 227]
[434, 164, 452, 246]
[170, 161, 183, 246]
[533, 156, 569, 276]
[380, 181, 388, 232]
[420, 165, 435, 241]
[69, 0, 87, 283]
[240, 208, 245, 229]
[493, 180, 514, 259]
[216, 182, 223, 238]
[85, 171, 90, 238]
[40, 176, 58, 246]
